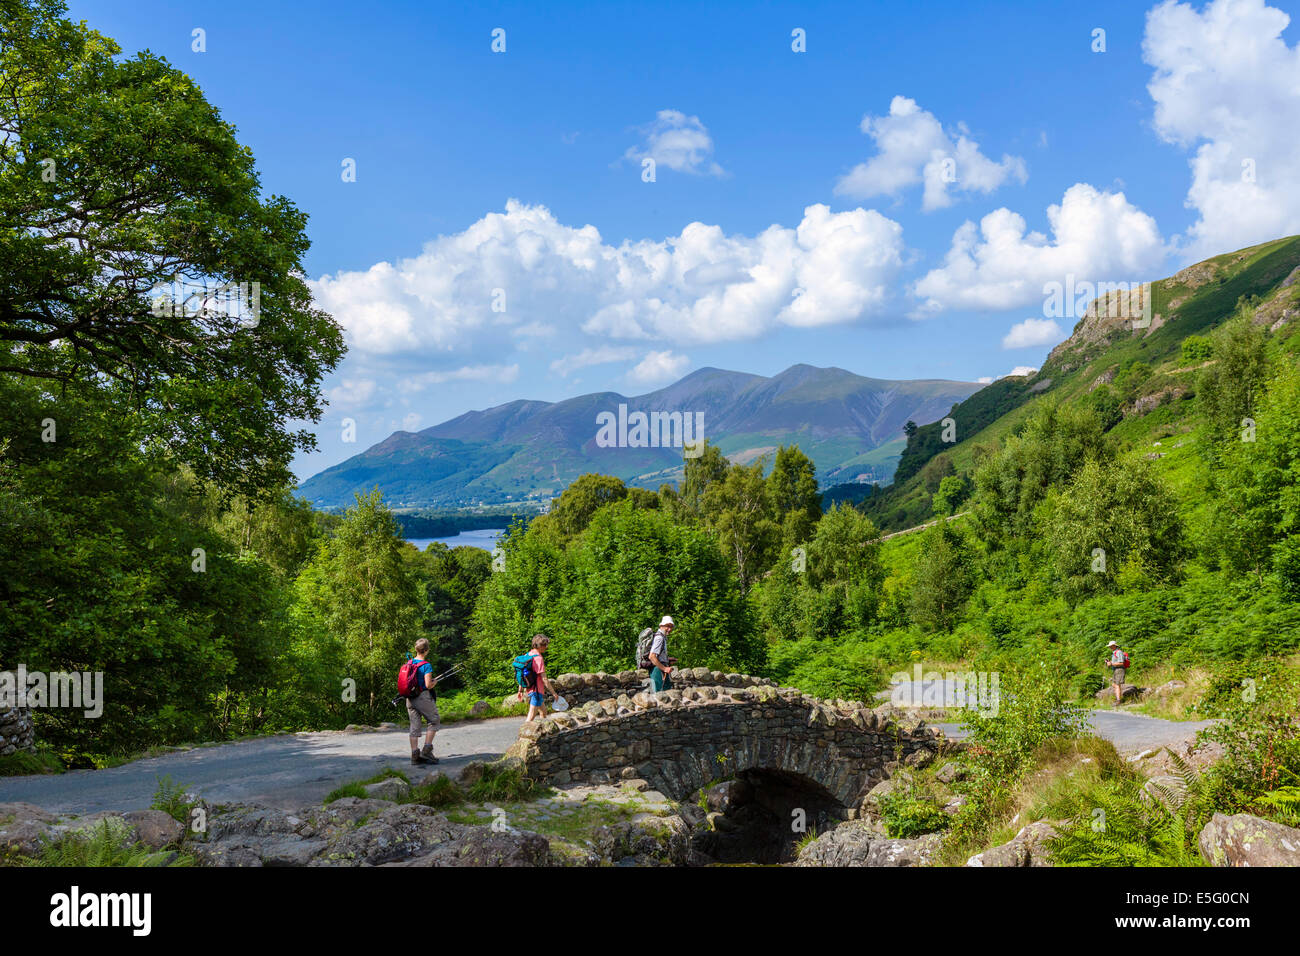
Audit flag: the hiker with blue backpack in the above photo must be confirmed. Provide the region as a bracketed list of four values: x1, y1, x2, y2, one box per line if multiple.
[514, 633, 558, 722]
[397, 638, 440, 765]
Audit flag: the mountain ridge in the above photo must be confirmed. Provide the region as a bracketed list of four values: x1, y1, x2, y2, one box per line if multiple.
[299, 364, 983, 509]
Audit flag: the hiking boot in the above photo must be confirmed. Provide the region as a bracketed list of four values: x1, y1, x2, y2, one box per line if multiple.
[411, 749, 432, 765]
[420, 744, 438, 765]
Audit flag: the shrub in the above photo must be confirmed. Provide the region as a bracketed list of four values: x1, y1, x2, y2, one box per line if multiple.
[880, 793, 949, 839]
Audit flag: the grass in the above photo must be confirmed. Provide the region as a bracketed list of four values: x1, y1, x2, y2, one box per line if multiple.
[939, 735, 1135, 865]
[323, 767, 414, 805]
[405, 774, 465, 808]
[466, 762, 550, 803]
[0, 749, 64, 776]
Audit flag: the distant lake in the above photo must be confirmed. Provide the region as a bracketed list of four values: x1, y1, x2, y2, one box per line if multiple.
[405, 528, 505, 552]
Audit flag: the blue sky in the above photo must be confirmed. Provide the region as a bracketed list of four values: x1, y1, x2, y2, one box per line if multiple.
[70, 0, 1300, 481]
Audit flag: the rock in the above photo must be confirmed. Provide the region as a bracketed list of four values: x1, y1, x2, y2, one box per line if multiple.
[934, 761, 967, 785]
[904, 748, 934, 769]
[0, 819, 55, 861]
[395, 828, 552, 867]
[941, 794, 968, 816]
[192, 843, 265, 867]
[862, 774, 911, 811]
[1149, 680, 1186, 699]
[1095, 683, 1142, 702]
[458, 761, 487, 787]
[966, 821, 1058, 867]
[703, 778, 752, 813]
[122, 810, 184, 850]
[795, 822, 940, 866]
[377, 722, 399, 731]
[1198, 813, 1300, 867]
[470, 700, 491, 716]
[363, 778, 411, 802]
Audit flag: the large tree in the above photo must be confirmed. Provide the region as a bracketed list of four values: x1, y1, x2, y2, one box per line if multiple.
[0, 0, 344, 497]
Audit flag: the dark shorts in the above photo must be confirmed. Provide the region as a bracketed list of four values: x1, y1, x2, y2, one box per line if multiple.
[650, 666, 673, 692]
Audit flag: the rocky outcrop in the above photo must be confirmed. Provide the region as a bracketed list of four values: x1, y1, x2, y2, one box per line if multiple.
[794, 821, 941, 867]
[508, 681, 939, 809]
[0, 802, 183, 862]
[1198, 813, 1300, 867]
[966, 821, 1058, 867]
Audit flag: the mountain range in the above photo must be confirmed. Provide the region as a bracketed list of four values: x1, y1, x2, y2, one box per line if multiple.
[298, 364, 984, 509]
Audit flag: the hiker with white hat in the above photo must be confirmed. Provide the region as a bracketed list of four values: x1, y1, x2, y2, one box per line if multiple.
[648, 615, 678, 692]
[1103, 641, 1130, 704]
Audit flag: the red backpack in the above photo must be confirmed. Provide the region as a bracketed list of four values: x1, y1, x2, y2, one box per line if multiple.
[397, 658, 426, 698]
[1121, 651, 1130, 669]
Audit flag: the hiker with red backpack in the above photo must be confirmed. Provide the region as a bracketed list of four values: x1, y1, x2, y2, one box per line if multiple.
[398, 638, 440, 765]
[513, 633, 558, 722]
[1104, 641, 1130, 704]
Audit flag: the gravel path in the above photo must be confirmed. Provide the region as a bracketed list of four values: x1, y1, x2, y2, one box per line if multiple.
[884, 679, 1215, 753]
[0, 717, 523, 816]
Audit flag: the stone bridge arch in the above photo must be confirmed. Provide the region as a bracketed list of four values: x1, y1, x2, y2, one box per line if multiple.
[507, 679, 938, 810]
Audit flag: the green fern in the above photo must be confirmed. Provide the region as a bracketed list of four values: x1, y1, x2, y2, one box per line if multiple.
[1048, 748, 1209, 867]
[1253, 786, 1300, 827]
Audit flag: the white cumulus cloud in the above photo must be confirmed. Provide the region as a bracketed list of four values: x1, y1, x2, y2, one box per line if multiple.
[1002, 318, 1065, 349]
[623, 109, 726, 176]
[911, 183, 1167, 315]
[1144, 0, 1300, 258]
[627, 350, 691, 386]
[835, 96, 1027, 211]
[312, 199, 907, 356]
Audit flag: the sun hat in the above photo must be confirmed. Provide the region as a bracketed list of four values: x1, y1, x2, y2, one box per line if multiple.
[660, 615, 675, 627]
[1107, 641, 1119, 647]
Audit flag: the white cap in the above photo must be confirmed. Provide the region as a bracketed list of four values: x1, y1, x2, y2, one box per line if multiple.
[660, 615, 675, 627]
[1107, 641, 1119, 646]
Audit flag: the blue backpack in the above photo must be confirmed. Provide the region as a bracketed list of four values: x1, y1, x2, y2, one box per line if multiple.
[512, 652, 538, 691]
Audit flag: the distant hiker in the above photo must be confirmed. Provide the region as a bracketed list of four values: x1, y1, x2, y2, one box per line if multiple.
[398, 638, 439, 765]
[1104, 641, 1130, 703]
[647, 615, 677, 692]
[514, 633, 558, 722]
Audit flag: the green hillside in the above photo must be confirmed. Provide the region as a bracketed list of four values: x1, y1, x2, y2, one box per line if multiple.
[864, 235, 1300, 531]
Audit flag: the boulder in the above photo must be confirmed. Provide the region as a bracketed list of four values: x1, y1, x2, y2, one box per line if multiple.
[470, 700, 491, 716]
[1198, 813, 1300, 867]
[122, 809, 184, 850]
[795, 822, 940, 867]
[966, 820, 1058, 867]
[934, 761, 967, 785]
[1094, 684, 1142, 703]
[363, 778, 411, 802]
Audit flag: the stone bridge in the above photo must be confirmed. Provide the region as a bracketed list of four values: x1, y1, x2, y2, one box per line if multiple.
[507, 674, 940, 812]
